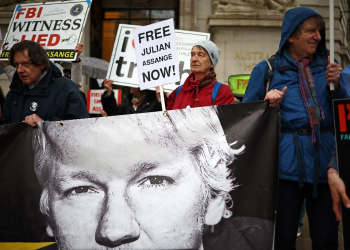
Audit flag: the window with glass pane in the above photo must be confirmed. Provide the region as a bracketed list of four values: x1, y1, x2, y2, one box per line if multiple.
[103, 9, 175, 62]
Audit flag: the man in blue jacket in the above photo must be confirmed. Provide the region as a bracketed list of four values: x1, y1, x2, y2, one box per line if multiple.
[0, 40, 89, 126]
[243, 7, 350, 249]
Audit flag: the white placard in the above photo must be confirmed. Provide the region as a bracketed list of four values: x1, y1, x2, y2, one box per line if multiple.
[87, 89, 121, 114]
[106, 24, 210, 93]
[133, 19, 179, 90]
[0, 0, 91, 61]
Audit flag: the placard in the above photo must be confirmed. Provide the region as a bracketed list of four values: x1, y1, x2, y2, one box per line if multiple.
[0, 0, 92, 61]
[106, 24, 210, 92]
[87, 89, 121, 114]
[133, 19, 179, 90]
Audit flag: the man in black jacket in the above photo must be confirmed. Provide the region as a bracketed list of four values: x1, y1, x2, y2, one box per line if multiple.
[0, 40, 89, 126]
[101, 79, 164, 115]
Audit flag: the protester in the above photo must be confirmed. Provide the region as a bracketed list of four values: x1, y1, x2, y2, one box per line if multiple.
[167, 40, 234, 110]
[0, 40, 89, 126]
[68, 43, 83, 89]
[62, 43, 87, 105]
[101, 79, 164, 115]
[243, 7, 350, 249]
[0, 43, 84, 89]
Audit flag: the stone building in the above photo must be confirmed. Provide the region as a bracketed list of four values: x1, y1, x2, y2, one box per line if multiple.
[0, 0, 349, 96]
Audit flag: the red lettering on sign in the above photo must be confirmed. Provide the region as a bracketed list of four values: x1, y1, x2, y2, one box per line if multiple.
[94, 99, 101, 103]
[338, 104, 350, 132]
[47, 34, 60, 46]
[21, 34, 60, 46]
[37, 34, 48, 46]
[37, 7, 43, 18]
[25, 8, 36, 18]
[21, 34, 36, 42]
[16, 8, 26, 19]
[92, 107, 103, 112]
[91, 93, 102, 97]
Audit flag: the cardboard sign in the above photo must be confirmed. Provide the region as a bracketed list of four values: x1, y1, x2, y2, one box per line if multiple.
[106, 24, 210, 92]
[133, 19, 179, 90]
[87, 89, 121, 114]
[0, 0, 92, 61]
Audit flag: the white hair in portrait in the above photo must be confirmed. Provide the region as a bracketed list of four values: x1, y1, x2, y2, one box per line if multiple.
[32, 106, 245, 225]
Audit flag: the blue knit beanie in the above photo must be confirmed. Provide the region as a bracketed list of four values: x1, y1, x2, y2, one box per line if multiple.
[193, 40, 220, 67]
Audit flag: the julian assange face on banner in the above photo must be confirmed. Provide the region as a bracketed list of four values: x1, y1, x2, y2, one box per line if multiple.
[32, 107, 244, 249]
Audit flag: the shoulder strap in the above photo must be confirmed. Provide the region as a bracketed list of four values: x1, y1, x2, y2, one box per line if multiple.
[175, 82, 222, 105]
[212, 82, 222, 105]
[264, 52, 278, 93]
[175, 85, 183, 99]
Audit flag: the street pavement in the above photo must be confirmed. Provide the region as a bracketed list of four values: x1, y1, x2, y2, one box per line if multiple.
[296, 214, 343, 250]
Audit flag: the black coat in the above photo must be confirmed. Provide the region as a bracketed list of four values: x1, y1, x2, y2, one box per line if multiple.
[101, 90, 163, 116]
[1, 62, 89, 125]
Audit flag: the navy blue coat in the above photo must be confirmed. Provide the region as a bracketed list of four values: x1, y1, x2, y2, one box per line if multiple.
[1, 62, 89, 124]
[243, 7, 350, 183]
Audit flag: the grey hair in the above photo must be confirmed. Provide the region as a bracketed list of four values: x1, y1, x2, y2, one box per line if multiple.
[33, 106, 245, 217]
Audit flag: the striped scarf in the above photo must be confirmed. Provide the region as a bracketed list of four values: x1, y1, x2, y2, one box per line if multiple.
[131, 95, 145, 111]
[283, 50, 325, 145]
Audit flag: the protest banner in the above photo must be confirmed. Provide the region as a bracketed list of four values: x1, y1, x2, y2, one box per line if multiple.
[133, 19, 179, 90]
[87, 89, 121, 114]
[0, 0, 91, 61]
[0, 101, 279, 249]
[333, 98, 350, 248]
[106, 24, 210, 92]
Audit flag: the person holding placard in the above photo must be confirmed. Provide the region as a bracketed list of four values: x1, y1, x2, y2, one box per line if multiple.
[0, 40, 89, 126]
[101, 79, 165, 116]
[0, 43, 84, 90]
[243, 7, 350, 249]
[167, 40, 234, 110]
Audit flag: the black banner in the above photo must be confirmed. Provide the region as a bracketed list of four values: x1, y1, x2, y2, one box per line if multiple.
[0, 101, 279, 249]
[333, 98, 350, 248]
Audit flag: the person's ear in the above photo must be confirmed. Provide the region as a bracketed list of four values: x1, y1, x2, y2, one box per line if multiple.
[288, 36, 294, 43]
[46, 220, 54, 237]
[205, 193, 225, 225]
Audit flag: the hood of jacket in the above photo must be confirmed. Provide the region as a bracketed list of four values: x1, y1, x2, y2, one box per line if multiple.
[279, 7, 327, 58]
[10, 61, 62, 90]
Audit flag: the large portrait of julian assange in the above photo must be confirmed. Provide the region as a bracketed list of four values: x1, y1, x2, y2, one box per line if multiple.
[0, 102, 279, 249]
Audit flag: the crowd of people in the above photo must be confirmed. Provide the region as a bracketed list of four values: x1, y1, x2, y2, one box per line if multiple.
[0, 5, 349, 250]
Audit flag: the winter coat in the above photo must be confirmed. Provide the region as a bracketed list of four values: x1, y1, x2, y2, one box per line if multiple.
[167, 73, 234, 110]
[101, 90, 163, 116]
[243, 7, 350, 184]
[1, 62, 89, 124]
